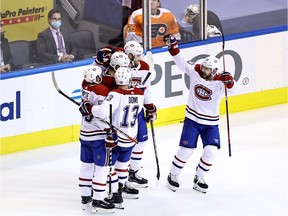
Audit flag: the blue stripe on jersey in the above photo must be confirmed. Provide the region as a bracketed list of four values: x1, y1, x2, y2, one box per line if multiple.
[130, 157, 141, 161]
[118, 176, 128, 180]
[80, 130, 106, 137]
[79, 184, 92, 188]
[198, 164, 209, 172]
[93, 189, 106, 193]
[172, 161, 183, 169]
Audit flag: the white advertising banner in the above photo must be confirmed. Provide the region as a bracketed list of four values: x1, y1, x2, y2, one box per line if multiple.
[0, 31, 287, 138]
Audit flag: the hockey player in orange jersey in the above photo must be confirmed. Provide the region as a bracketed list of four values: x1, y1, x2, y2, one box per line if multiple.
[124, 0, 181, 48]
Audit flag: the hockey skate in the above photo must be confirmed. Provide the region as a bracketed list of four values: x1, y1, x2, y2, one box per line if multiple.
[122, 182, 139, 199]
[167, 173, 179, 192]
[128, 169, 148, 188]
[104, 183, 124, 209]
[81, 196, 92, 211]
[193, 175, 208, 194]
[91, 200, 115, 214]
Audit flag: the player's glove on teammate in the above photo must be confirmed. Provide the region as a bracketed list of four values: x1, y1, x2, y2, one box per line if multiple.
[144, 103, 157, 123]
[105, 130, 118, 149]
[94, 47, 113, 68]
[79, 100, 93, 116]
[163, 34, 180, 56]
[221, 71, 234, 89]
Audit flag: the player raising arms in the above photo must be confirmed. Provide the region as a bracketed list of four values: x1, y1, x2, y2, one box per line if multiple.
[79, 67, 144, 208]
[163, 34, 238, 193]
[124, 41, 157, 188]
[78, 65, 116, 213]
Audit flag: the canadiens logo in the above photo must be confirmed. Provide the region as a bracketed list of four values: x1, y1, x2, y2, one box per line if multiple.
[182, 140, 189, 145]
[194, 84, 212, 101]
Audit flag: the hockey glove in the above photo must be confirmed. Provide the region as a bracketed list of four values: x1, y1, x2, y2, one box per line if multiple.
[94, 46, 113, 68]
[163, 34, 180, 56]
[144, 103, 157, 123]
[79, 100, 93, 116]
[221, 72, 234, 89]
[105, 130, 118, 149]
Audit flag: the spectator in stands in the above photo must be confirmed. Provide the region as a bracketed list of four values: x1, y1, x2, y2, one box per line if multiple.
[192, 8, 223, 39]
[0, 23, 14, 72]
[109, 0, 142, 47]
[36, 9, 77, 64]
[181, 4, 199, 24]
[182, 4, 222, 40]
[124, 0, 181, 48]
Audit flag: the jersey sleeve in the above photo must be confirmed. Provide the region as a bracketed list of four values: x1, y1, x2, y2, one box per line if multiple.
[172, 51, 196, 77]
[124, 9, 143, 44]
[91, 91, 121, 124]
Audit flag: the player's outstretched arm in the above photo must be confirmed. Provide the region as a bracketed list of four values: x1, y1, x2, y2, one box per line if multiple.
[163, 34, 180, 56]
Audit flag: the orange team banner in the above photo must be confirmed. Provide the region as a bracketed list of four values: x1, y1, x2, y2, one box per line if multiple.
[0, 0, 54, 42]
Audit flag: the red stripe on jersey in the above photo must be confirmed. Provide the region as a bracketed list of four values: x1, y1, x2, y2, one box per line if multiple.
[200, 158, 212, 166]
[82, 80, 110, 97]
[139, 60, 149, 71]
[132, 151, 143, 154]
[174, 155, 186, 163]
[186, 105, 219, 119]
[112, 87, 144, 96]
[92, 181, 106, 186]
[79, 177, 92, 182]
[115, 168, 129, 173]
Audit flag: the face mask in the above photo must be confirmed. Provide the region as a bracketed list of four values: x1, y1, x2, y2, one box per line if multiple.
[51, 20, 62, 29]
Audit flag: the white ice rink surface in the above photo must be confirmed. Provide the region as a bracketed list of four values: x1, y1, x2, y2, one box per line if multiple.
[1, 104, 288, 216]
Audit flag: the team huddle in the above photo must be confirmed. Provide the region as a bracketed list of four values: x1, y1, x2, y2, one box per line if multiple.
[78, 41, 156, 214]
[77, 35, 237, 214]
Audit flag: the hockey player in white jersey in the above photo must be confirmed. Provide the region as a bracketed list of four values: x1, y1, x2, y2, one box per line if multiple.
[124, 41, 157, 188]
[78, 65, 116, 213]
[79, 67, 144, 207]
[163, 34, 238, 193]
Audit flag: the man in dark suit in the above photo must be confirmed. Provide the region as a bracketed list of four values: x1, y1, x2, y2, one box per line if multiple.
[36, 9, 77, 64]
[0, 23, 14, 72]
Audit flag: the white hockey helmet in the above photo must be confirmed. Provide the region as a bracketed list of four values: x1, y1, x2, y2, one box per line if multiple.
[201, 56, 220, 75]
[124, 41, 144, 60]
[183, 4, 199, 23]
[109, 51, 130, 71]
[83, 65, 102, 83]
[114, 67, 132, 86]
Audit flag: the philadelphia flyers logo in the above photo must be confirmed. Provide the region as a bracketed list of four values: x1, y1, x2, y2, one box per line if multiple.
[194, 84, 212, 101]
[151, 23, 167, 38]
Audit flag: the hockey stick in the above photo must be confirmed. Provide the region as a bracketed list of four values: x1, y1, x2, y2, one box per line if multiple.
[145, 50, 160, 179]
[51, 71, 80, 106]
[140, 50, 153, 86]
[108, 104, 113, 196]
[221, 30, 232, 157]
[51, 71, 138, 144]
[146, 50, 154, 71]
[150, 120, 160, 180]
[141, 72, 151, 86]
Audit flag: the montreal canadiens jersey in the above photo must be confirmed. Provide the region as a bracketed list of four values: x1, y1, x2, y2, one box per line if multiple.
[91, 87, 144, 147]
[172, 52, 238, 125]
[124, 8, 181, 48]
[131, 60, 154, 105]
[102, 68, 118, 91]
[80, 80, 110, 141]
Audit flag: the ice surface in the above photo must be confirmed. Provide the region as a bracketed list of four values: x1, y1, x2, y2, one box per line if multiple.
[1, 104, 287, 216]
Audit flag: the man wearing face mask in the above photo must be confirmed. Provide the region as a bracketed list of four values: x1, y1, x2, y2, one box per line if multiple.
[36, 9, 77, 64]
[0, 22, 14, 72]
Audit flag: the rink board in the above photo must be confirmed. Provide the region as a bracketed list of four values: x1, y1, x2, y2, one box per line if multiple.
[1, 29, 287, 154]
